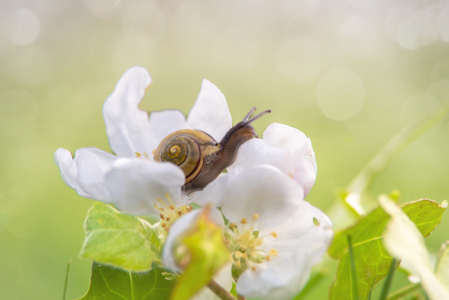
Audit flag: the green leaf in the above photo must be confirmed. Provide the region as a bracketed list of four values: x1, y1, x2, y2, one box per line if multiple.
[329, 199, 446, 300]
[80, 202, 163, 272]
[170, 208, 231, 300]
[78, 262, 173, 300]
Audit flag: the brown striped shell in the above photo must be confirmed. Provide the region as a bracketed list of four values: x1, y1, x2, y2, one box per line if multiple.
[153, 129, 221, 184]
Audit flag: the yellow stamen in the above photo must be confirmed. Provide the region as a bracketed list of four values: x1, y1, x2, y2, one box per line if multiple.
[252, 213, 259, 221]
[169, 205, 175, 210]
[235, 251, 243, 258]
[265, 255, 271, 261]
[241, 218, 247, 225]
[250, 266, 256, 271]
[162, 222, 167, 228]
[269, 249, 278, 257]
[135, 152, 142, 158]
[255, 238, 263, 246]
[160, 214, 165, 220]
[166, 217, 171, 222]
[271, 231, 278, 238]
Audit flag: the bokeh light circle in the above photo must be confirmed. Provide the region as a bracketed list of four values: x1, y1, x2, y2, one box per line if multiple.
[0, 90, 39, 134]
[3, 9, 40, 46]
[317, 68, 365, 121]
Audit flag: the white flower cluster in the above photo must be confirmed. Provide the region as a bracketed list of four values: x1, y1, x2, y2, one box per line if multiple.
[55, 67, 333, 300]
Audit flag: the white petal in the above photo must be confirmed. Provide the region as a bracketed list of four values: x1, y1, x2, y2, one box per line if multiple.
[436, 241, 449, 288]
[75, 148, 118, 201]
[192, 263, 233, 300]
[380, 196, 431, 275]
[237, 253, 311, 300]
[419, 266, 449, 300]
[259, 200, 333, 266]
[264, 123, 317, 197]
[103, 66, 158, 157]
[190, 173, 233, 207]
[227, 139, 290, 174]
[221, 165, 303, 231]
[162, 208, 225, 272]
[148, 109, 186, 143]
[186, 79, 232, 142]
[54, 148, 90, 198]
[103, 158, 185, 215]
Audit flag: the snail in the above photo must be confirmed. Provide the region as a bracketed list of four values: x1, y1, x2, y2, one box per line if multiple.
[153, 107, 271, 194]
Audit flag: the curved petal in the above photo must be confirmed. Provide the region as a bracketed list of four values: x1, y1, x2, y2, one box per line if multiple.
[221, 165, 303, 231]
[259, 200, 333, 266]
[148, 109, 186, 143]
[186, 79, 232, 142]
[419, 266, 449, 300]
[103, 66, 158, 157]
[75, 148, 118, 201]
[103, 159, 185, 215]
[380, 196, 431, 274]
[162, 208, 225, 272]
[54, 148, 90, 198]
[264, 123, 317, 197]
[227, 139, 290, 174]
[237, 253, 311, 300]
[190, 173, 233, 207]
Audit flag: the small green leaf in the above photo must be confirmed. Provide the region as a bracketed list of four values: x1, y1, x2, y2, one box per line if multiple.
[329, 199, 446, 300]
[170, 208, 231, 300]
[80, 202, 163, 272]
[78, 262, 173, 300]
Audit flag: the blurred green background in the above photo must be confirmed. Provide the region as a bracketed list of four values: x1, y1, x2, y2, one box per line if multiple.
[0, 0, 448, 299]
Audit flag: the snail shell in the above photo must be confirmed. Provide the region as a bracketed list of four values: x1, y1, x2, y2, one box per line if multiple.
[153, 129, 221, 184]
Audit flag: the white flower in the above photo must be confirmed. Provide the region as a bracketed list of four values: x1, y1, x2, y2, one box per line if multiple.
[380, 196, 449, 300]
[54, 66, 232, 217]
[173, 165, 333, 300]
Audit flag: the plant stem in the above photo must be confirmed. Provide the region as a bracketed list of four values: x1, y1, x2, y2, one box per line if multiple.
[207, 279, 237, 300]
[62, 259, 71, 300]
[347, 235, 359, 300]
[386, 283, 421, 300]
[379, 259, 397, 300]
[237, 295, 246, 300]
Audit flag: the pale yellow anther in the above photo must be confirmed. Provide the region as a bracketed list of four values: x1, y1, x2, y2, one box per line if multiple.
[271, 231, 278, 238]
[241, 218, 247, 225]
[255, 238, 263, 246]
[235, 251, 243, 258]
[153, 204, 158, 208]
[265, 255, 271, 261]
[252, 213, 259, 221]
[135, 152, 142, 158]
[269, 249, 278, 257]
[169, 205, 175, 210]
[152, 150, 156, 155]
[144, 152, 149, 159]
[229, 223, 236, 228]
[250, 266, 256, 271]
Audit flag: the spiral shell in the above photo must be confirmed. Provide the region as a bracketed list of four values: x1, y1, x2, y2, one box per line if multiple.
[153, 129, 221, 183]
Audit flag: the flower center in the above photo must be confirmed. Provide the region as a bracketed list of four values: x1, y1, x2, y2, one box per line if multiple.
[153, 193, 192, 232]
[227, 213, 278, 271]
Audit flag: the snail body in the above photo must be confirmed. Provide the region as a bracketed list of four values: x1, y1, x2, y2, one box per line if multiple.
[153, 107, 271, 193]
